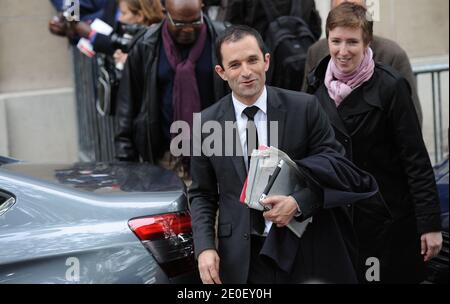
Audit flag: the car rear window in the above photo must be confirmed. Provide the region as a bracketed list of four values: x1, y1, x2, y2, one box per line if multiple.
[0, 190, 15, 216]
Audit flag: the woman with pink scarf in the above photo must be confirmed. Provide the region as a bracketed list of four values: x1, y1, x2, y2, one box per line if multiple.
[306, 2, 442, 283]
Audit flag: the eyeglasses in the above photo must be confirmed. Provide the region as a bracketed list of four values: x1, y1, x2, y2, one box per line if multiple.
[167, 11, 203, 28]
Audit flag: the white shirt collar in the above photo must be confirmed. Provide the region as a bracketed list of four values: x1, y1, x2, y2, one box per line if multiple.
[232, 86, 267, 119]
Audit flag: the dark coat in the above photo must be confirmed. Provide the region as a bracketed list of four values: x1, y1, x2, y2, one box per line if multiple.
[307, 56, 442, 283]
[114, 17, 229, 163]
[224, 0, 322, 40]
[189, 86, 380, 283]
[91, 0, 119, 56]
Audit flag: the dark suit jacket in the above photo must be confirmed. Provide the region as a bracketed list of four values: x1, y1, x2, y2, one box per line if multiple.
[189, 86, 379, 283]
[302, 36, 423, 125]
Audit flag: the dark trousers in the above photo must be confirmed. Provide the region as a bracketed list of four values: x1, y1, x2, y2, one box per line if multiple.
[247, 235, 295, 284]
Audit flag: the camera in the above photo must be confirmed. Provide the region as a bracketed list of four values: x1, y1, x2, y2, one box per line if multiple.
[121, 23, 147, 36]
[110, 33, 132, 53]
[110, 23, 147, 53]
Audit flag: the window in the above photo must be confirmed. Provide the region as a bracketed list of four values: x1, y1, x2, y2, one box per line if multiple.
[0, 191, 15, 216]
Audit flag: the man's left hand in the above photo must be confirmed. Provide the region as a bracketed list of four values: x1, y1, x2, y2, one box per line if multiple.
[421, 231, 443, 262]
[261, 195, 298, 227]
[71, 21, 92, 38]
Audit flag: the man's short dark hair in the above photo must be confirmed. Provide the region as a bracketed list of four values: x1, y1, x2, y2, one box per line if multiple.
[215, 25, 268, 68]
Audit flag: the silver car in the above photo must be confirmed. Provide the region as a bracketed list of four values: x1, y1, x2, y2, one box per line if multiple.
[0, 157, 200, 284]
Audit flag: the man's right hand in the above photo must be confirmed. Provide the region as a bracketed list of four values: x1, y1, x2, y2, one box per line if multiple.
[48, 15, 67, 37]
[198, 249, 222, 284]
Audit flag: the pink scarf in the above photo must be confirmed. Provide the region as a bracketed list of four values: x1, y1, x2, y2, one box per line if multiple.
[325, 47, 375, 106]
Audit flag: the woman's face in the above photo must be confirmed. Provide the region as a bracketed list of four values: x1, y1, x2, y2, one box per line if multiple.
[328, 26, 367, 74]
[119, 1, 144, 24]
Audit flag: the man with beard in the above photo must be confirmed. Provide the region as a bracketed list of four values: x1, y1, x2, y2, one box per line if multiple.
[115, 0, 228, 181]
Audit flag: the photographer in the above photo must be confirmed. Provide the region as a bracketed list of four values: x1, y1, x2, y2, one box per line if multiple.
[71, 0, 164, 56]
[68, 1, 164, 116]
[112, 0, 165, 67]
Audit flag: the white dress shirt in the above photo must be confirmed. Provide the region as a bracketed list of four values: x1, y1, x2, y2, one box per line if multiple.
[232, 86, 273, 234]
[232, 87, 268, 168]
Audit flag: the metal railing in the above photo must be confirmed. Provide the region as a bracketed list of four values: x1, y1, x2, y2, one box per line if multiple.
[72, 48, 116, 162]
[414, 63, 449, 164]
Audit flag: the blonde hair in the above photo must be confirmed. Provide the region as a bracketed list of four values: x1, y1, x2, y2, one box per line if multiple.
[120, 0, 164, 25]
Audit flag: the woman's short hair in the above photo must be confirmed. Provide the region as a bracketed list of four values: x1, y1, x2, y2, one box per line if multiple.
[326, 2, 373, 45]
[120, 0, 164, 26]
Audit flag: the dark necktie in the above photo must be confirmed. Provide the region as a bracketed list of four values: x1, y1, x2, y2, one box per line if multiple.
[243, 106, 265, 235]
[243, 106, 259, 166]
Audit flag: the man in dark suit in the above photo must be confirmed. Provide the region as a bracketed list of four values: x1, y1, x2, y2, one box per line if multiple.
[189, 25, 381, 283]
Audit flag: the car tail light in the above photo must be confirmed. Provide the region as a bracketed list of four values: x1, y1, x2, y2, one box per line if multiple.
[128, 212, 196, 278]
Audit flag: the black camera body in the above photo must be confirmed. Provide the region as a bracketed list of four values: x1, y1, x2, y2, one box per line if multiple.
[110, 23, 147, 53]
[96, 24, 147, 116]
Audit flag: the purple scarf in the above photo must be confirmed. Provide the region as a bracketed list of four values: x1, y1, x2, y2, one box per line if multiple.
[325, 47, 375, 106]
[161, 20, 207, 131]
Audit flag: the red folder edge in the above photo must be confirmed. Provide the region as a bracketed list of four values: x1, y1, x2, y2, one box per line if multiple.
[240, 176, 248, 204]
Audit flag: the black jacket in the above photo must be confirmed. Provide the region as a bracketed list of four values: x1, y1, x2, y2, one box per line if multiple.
[224, 0, 322, 40]
[114, 17, 229, 163]
[307, 56, 441, 283]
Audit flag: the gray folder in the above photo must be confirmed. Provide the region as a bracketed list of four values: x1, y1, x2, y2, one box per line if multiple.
[244, 146, 313, 238]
